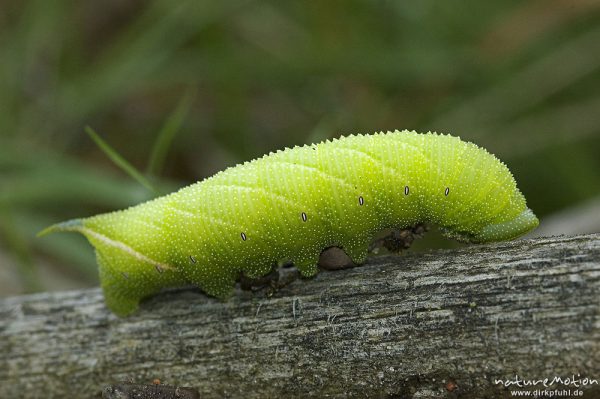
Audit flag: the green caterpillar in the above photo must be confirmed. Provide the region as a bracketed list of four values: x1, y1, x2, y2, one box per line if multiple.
[41, 130, 539, 316]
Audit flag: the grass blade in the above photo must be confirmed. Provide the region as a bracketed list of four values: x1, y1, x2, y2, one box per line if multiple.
[85, 126, 157, 194]
[147, 88, 195, 176]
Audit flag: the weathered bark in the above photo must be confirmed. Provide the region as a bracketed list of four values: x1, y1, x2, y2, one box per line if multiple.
[1, 234, 599, 398]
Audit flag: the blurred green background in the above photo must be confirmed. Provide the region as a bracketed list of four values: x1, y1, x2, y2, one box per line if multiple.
[1, 0, 599, 296]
